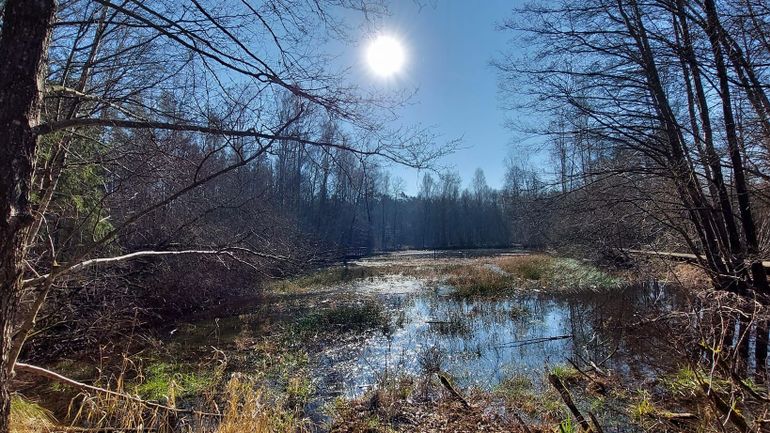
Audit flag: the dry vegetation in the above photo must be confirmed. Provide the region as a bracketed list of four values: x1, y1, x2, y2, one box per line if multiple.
[10, 252, 766, 433]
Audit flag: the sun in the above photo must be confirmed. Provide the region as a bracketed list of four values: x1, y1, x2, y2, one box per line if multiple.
[366, 35, 406, 77]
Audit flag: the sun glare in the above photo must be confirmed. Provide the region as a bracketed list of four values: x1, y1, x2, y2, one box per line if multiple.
[366, 35, 406, 77]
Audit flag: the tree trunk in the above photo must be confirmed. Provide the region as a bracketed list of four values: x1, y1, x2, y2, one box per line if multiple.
[0, 1, 56, 432]
[703, 0, 770, 295]
[756, 321, 768, 381]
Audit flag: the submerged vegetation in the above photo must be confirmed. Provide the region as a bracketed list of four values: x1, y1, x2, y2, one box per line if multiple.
[291, 301, 390, 337]
[269, 267, 385, 294]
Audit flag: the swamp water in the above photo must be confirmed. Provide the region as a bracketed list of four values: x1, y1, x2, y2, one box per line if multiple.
[170, 254, 684, 416]
[311, 277, 677, 399]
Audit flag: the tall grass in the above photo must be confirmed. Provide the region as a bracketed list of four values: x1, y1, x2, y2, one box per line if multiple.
[215, 376, 310, 433]
[446, 265, 513, 297]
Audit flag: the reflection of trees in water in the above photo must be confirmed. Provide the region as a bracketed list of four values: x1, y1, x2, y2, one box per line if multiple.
[557, 282, 687, 380]
[317, 282, 766, 400]
[555, 282, 769, 384]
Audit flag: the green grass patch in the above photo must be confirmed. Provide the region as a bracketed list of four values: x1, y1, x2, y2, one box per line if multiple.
[445, 255, 621, 298]
[289, 301, 389, 339]
[549, 364, 582, 384]
[493, 373, 564, 419]
[549, 258, 619, 290]
[630, 390, 656, 420]
[135, 361, 216, 401]
[498, 255, 620, 291]
[660, 366, 732, 398]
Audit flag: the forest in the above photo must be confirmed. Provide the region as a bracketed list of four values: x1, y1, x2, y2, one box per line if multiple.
[2, 0, 770, 432]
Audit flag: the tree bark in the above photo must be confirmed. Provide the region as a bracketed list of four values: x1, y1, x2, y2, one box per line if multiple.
[703, 0, 770, 295]
[756, 320, 768, 381]
[0, 1, 56, 432]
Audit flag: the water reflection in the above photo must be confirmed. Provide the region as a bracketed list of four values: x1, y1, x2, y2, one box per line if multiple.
[314, 278, 684, 399]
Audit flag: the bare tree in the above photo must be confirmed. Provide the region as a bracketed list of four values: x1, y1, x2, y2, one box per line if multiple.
[497, 0, 770, 296]
[0, 0, 457, 430]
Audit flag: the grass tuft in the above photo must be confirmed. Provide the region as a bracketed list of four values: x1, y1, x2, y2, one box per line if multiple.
[291, 301, 389, 338]
[135, 361, 216, 401]
[549, 364, 581, 384]
[10, 394, 55, 433]
[216, 375, 310, 433]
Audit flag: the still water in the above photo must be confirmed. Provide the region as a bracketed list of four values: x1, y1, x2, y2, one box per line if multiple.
[311, 275, 677, 399]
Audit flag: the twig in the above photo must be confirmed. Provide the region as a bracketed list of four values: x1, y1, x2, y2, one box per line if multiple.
[548, 373, 593, 432]
[512, 412, 533, 433]
[495, 334, 573, 349]
[437, 372, 470, 409]
[588, 412, 605, 433]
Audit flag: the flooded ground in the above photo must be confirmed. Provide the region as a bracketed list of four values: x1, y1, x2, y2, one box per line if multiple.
[166, 249, 689, 430]
[23, 250, 767, 433]
[313, 278, 671, 399]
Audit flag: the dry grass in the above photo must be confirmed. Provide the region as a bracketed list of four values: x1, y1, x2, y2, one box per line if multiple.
[495, 254, 554, 281]
[329, 376, 540, 433]
[445, 264, 513, 296]
[665, 263, 710, 289]
[10, 394, 55, 433]
[56, 362, 312, 433]
[215, 375, 310, 433]
[442, 254, 620, 297]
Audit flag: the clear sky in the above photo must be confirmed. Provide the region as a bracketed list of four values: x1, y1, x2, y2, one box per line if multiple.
[335, 0, 540, 195]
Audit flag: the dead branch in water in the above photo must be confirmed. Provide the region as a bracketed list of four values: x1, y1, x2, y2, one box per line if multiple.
[548, 373, 594, 432]
[494, 334, 572, 349]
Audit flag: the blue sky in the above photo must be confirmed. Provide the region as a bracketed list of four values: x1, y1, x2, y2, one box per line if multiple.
[333, 0, 543, 194]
